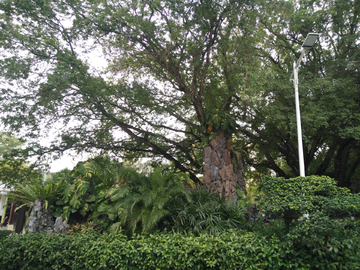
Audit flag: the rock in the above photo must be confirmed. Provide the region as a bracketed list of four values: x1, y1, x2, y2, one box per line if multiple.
[27, 199, 54, 234]
[53, 216, 69, 233]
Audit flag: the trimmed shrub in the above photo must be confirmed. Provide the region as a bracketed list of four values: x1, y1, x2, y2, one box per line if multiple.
[253, 175, 360, 269]
[0, 230, 359, 269]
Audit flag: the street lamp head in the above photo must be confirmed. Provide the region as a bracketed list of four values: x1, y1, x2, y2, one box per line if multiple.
[302, 33, 321, 50]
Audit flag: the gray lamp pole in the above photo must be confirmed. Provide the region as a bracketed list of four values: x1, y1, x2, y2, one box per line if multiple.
[290, 33, 320, 177]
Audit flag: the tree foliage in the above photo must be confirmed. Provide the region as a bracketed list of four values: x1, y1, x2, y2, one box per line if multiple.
[0, 132, 42, 188]
[237, 0, 360, 188]
[0, 132, 23, 157]
[0, 0, 261, 186]
[44, 168, 72, 185]
[0, 0, 359, 189]
[257, 175, 360, 227]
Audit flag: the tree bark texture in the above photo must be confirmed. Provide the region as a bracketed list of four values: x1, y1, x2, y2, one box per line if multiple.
[203, 130, 246, 199]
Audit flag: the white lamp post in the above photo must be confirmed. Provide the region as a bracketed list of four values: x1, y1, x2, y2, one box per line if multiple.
[290, 33, 320, 177]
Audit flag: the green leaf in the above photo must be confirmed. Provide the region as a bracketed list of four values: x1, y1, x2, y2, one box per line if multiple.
[69, 194, 82, 209]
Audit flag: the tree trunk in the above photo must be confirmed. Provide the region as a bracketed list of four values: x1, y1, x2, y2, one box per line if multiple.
[203, 130, 246, 199]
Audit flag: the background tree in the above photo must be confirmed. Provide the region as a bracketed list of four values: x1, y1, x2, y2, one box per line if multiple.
[44, 168, 72, 185]
[236, 0, 360, 190]
[0, 132, 42, 188]
[0, 132, 23, 156]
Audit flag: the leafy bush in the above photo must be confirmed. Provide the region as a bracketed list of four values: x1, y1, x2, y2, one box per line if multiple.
[44, 158, 193, 235]
[0, 230, 285, 269]
[0, 230, 13, 238]
[67, 221, 100, 236]
[254, 175, 360, 268]
[1, 230, 359, 269]
[53, 157, 130, 224]
[257, 175, 360, 228]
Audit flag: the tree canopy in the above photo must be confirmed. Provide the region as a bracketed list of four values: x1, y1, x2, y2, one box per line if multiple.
[0, 0, 259, 188]
[0, 0, 359, 189]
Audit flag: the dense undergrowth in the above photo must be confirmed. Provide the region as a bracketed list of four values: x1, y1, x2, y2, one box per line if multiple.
[4, 159, 360, 269]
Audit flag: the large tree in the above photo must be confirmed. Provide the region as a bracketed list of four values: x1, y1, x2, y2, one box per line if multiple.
[235, 0, 360, 190]
[3, 0, 358, 194]
[0, 0, 263, 197]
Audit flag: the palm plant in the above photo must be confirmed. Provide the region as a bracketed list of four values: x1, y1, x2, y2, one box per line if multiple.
[169, 187, 247, 235]
[8, 181, 65, 232]
[95, 166, 191, 236]
[9, 180, 65, 210]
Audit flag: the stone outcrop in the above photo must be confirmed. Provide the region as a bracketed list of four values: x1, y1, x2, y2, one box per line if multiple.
[27, 199, 54, 234]
[27, 200, 70, 234]
[53, 216, 69, 233]
[203, 130, 246, 199]
[27, 199, 70, 234]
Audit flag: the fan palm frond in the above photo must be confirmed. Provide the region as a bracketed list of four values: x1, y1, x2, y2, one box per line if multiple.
[105, 166, 191, 235]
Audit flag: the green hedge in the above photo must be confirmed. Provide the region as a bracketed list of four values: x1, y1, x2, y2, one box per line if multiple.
[0, 230, 13, 238]
[1, 230, 359, 269]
